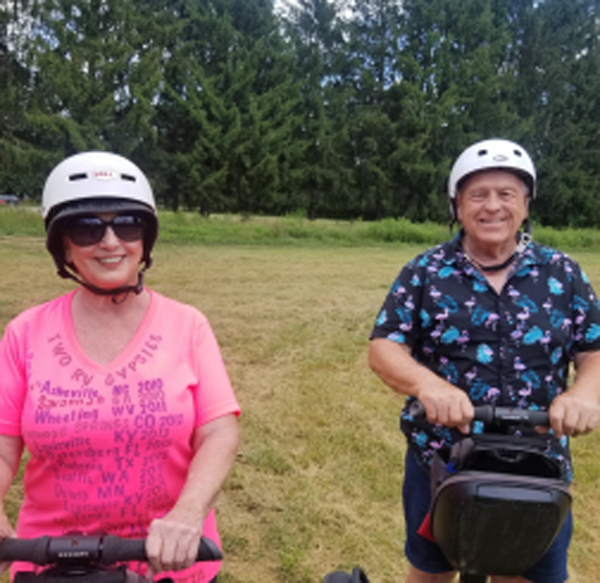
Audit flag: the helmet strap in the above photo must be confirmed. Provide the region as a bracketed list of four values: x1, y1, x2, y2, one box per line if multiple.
[469, 251, 518, 273]
[57, 263, 148, 302]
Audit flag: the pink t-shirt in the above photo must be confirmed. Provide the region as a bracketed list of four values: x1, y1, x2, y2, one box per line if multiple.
[0, 290, 240, 583]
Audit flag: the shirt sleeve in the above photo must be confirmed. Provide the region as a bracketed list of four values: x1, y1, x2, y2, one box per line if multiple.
[369, 259, 421, 349]
[570, 260, 600, 353]
[0, 320, 28, 435]
[192, 318, 240, 427]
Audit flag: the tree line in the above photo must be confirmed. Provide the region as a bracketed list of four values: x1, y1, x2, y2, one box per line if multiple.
[1, 0, 600, 227]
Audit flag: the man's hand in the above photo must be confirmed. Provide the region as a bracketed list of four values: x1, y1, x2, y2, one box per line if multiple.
[416, 384, 475, 434]
[551, 351, 600, 437]
[549, 391, 600, 437]
[369, 339, 474, 432]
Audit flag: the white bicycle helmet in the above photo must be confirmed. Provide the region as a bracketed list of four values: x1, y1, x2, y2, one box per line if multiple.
[448, 139, 536, 220]
[43, 151, 158, 296]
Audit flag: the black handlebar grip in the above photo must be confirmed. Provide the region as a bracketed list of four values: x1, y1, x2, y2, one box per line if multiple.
[101, 536, 147, 564]
[471, 405, 494, 424]
[0, 535, 223, 566]
[195, 537, 223, 561]
[101, 535, 223, 565]
[408, 400, 549, 427]
[486, 406, 549, 427]
[0, 536, 51, 565]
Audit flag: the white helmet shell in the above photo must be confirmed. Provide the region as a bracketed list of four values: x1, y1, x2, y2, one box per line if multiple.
[43, 152, 158, 281]
[42, 151, 156, 219]
[448, 139, 536, 201]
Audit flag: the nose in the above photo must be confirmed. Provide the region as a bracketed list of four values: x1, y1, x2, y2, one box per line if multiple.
[483, 191, 503, 210]
[99, 225, 120, 245]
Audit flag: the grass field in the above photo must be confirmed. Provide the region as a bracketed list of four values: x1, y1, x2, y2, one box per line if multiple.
[1, 222, 599, 582]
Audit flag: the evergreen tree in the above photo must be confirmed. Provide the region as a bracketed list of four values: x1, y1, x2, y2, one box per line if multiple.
[20, 0, 161, 196]
[2, 0, 600, 225]
[154, 0, 301, 214]
[344, 0, 402, 219]
[0, 0, 40, 197]
[281, 0, 348, 218]
[394, 0, 526, 222]
[511, 0, 600, 227]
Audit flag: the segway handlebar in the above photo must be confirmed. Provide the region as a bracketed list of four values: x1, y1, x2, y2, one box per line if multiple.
[0, 534, 223, 566]
[408, 400, 550, 427]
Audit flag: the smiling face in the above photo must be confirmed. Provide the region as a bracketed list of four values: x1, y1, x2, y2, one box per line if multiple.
[456, 170, 530, 256]
[63, 212, 144, 291]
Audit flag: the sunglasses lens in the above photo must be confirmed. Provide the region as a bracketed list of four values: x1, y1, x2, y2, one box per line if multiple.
[66, 215, 145, 246]
[67, 217, 106, 246]
[112, 215, 145, 242]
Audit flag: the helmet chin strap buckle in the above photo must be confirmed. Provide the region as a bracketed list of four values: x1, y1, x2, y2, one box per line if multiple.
[515, 231, 532, 254]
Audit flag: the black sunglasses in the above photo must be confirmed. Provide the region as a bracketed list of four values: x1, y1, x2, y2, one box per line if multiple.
[65, 214, 146, 247]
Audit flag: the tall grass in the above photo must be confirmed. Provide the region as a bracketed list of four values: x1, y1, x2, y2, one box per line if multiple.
[136, 212, 450, 247]
[0, 207, 45, 237]
[5, 206, 600, 250]
[1, 211, 600, 583]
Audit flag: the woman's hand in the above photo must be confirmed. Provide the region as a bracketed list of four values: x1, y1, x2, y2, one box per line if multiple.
[145, 515, 203, 578]
[144, 414, 238, 579]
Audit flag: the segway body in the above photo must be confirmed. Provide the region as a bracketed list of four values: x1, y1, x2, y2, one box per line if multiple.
[430, 469, 570, 576]
[427, 411, 572, 579]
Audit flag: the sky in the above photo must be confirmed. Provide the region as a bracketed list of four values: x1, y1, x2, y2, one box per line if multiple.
[274, 0, 353, 21]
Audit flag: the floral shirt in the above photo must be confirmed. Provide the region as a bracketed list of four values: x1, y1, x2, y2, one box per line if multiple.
[370, 234, 600, 476]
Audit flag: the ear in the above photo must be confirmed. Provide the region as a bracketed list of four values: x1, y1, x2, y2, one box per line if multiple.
[524, 194, 532, 218]
[454, 195, 464, 223]
[63, 235, 73, 264]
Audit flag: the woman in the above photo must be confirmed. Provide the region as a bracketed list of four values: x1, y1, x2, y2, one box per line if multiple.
[0, 152, 240, 583]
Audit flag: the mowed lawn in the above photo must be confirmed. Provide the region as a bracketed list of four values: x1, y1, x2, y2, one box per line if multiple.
[1, 236, 599, 583]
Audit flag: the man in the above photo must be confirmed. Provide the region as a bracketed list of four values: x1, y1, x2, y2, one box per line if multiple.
[368, 138, 600, 583]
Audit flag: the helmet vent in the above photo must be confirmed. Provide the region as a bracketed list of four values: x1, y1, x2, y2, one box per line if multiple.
[121, 173, 137, 182]
[513, 149, 523, 157]
[69, 173, 88, 182]
[477, 149, 488, 157]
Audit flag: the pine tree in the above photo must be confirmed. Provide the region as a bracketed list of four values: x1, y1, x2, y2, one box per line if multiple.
[22, 0, 160, 180]
[0, 0, 41, 197]
[511, 0, 600, 227]
[342, 0, 403, 219]
[281, 0, 349, 218]
[391, 0, 526, 221]
[153, 0, 302, 214]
